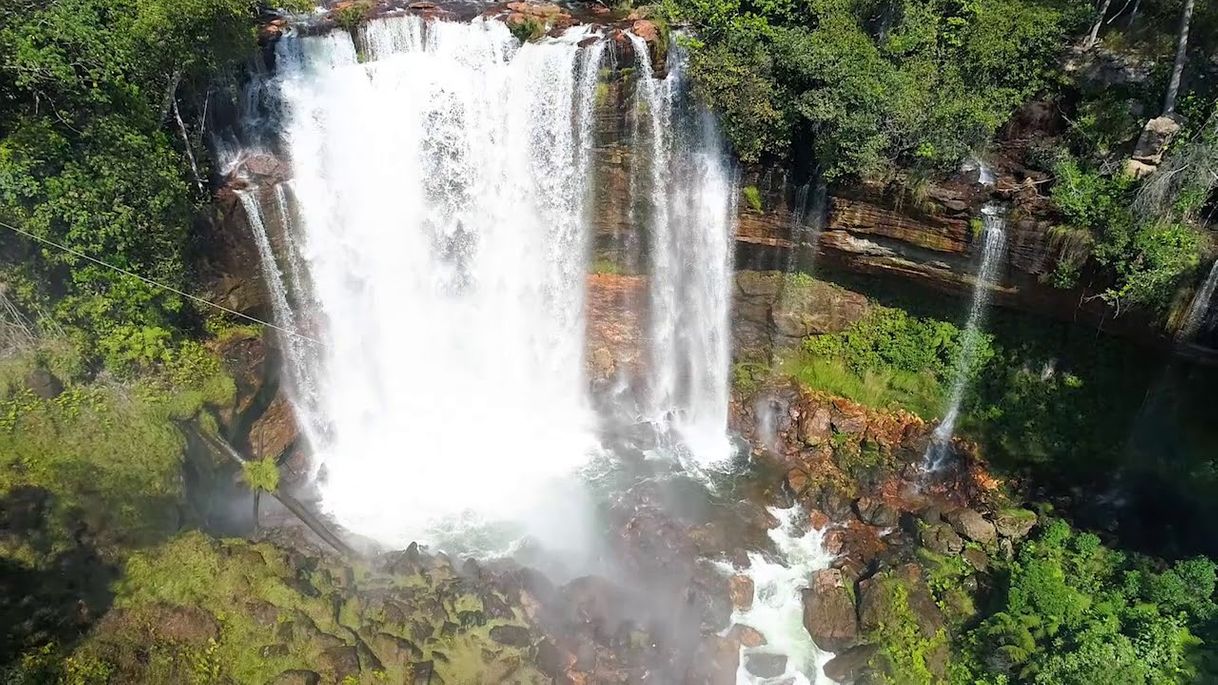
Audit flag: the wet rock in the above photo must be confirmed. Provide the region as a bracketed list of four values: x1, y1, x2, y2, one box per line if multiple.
[802, 568, 859, 652]
[689, 635, 739, 685]
[320, 645, 361, 681]
[726, 623, 767, 648]
[489, 624, 532, 647]
[855, 497, 899, 528]
[269, 670, 321, 685]
[24, 367, 63, 399]
[944, 508, 997, 546]
[729, 574, 754, 611]
[823, 528, 845, 555]
[823, 644, 879, 684]
[631, 19, 658, 42]
[745, 652, 788, 678]
[785, 468, 811, 498]
[920, 522, 964, 555]
[808, 508, 831, 530]
[993, 508, 1037, 540]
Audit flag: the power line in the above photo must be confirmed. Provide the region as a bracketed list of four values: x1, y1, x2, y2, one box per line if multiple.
[0, 217, 322, 346]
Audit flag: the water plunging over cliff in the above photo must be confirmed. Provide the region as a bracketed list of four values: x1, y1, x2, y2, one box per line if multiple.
[1178, 260, 1218, 342]
[629, 35, 737, 465]
[924, 202, 1007, 470]
[271, 16, 604, 544]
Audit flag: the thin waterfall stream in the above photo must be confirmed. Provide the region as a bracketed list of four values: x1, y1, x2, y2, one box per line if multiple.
[1178, 259, 1218, 342]
[923, 202, 1008, 471]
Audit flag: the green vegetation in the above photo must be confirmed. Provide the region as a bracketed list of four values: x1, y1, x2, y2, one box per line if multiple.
[742, 184, 763, 211]
[0, 0, 266, 362]
[241, 458, 281, 493]
[509, 16, 546, 43]
[673, 0, 1089, 175]
[786, 306, 991, 418]
[334, 0, 374, 33]
[952, 520, 1217, 683]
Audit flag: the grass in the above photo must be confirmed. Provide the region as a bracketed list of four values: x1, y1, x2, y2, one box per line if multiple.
[782, 353, 944, 420]
[742, 185, 763, 212]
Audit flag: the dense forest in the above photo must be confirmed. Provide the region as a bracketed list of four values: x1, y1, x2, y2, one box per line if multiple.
[1, 0, 1216, 683]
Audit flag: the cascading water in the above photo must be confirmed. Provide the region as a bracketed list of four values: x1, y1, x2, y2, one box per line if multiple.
[271, 16, 605, 546]
[1178, 260, 1218, 342]
[629, 35, 737, 465]
[924, 202, 1007, 471]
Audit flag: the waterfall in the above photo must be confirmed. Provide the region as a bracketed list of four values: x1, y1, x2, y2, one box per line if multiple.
[924, 202, 1007, 470]
[271, 16, 604, 545]
[1178, 260, 1218, 342]
[629, 35, 737, 465]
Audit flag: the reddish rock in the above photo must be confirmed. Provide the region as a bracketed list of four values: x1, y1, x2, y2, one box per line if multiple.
[798, 405, 833, 446]
[631, 19, 658, 43]
[785, 468, 811, 497]
[726, 623, 766, 648]
[729, 574, 754, 611]
[944, 508, 997, 546]
[807, 509, 830, 530]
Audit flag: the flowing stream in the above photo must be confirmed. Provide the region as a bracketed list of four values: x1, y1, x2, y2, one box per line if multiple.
[629, 35, 737, 466]
[924, 202, 1007, 470]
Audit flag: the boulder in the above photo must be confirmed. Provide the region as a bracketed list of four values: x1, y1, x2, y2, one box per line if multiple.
[823, 644, 879, 684]
[785, 468, 811, 498]
[320, 645, 361, 681]
[631, 19, 659, 43]
[24, 367, 63, 399]
[269, 671, 321, 685]
[855, 497, 899, 528]
[944, 508, 997, 546]
[1131, 115, 1181, 165]
[858, 564, 945, 639]
[802, 569, 859, 652]
[799, 405, 833, 446]
[726, 623, 766, 648]
[745, 652, 788, 678]
[919, 522, 964, 555]
[820, 486, 854, 521]
[489, 624, 532, 647]
[808, 509, 831, 530]
[993, 508, 1037, 540]
[962, 547, 990, 573]
[729, 574, 754, 611]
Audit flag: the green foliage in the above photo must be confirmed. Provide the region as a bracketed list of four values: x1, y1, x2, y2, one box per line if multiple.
[742, 184, 763, 211]
[953, 519, 1216, 684]
[509, 16, 546, 42]
[0, 0, 262, 352]
[334, 0, 375, 33]
[675, 0, 1089, 176]
[1048, 154, 1203, 310]
[241, 458, 280, 493]
[864, 576, 949, 684]
[0, 339, 233, 555]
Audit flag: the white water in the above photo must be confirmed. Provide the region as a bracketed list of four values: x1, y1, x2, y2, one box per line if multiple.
[730, 507, 837, 685]
[630, 35, 737, 465]
[272, 16, 604, 545]
[1178, 260, 1218, 341]
[924, 202, 1007, 470]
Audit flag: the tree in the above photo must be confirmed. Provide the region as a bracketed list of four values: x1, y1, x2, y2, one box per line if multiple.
[1163, 0, 1196, 114]
[1085, 0, 1113, 48]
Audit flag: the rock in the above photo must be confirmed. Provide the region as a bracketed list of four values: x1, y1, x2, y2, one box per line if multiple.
[820, 486, 854, 521]
[858, 564, 945, 640]
[823, 528, 845, 555]
[745, 652, 788, 678]
[269, 670, 321, 685]
[320, 645, 361, 681]
[690, 635, 739, 685]
[489, 624, 532, 647]
[370, 632, 423, 666]
[802, 569, 858, 652]
[798, 405, 833, 446]
[261, 643, 290, 658]
[631, 19, 659, 43]
[241, 152, 290, 181]
[1131, 115, 1181, 165]
[831, 409, 868, 437]
[962, 547, 990, 573]
[726, 623, 767, 648]
[944, 508, 997, 546]
[855, 497, 899, 528]
[808, 509, 831, 530]
[154, 605, 221, 645]
[785, 468, 811, 498]
[1124, 158, 1158, 179]
[411, 661, 435, 685]
[24, 367, 63, 399]
[823, 644, 879, 684]
[729, 574, 754, 611]
[920, 522, 964, 555]
[994, 508, 1037, 540]
[590, 347, 615, 379]
[917, 504, 945, 525]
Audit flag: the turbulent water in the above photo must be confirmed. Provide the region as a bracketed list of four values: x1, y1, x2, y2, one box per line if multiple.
[266, 17, 607, 544]
[924, 202, 1007, 470]
[629, 35, 737, 465]
[1179, 260, 1218, 342]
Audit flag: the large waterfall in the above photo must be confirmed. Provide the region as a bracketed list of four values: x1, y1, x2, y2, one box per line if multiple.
[924, 202, 1007, 471]
[629, 35, 737, 465]
[269, 17, 606, 545]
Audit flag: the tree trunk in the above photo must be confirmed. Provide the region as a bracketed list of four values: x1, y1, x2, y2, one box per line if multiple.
[1163, 0, 1196, 114]
[1086, 0, 1114, 48]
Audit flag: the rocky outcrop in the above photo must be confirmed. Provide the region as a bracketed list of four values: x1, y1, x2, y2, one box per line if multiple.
[802, 569, 858, 652]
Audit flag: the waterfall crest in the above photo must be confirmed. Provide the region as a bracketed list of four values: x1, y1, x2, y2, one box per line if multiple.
[630, 36, 737, 465]
[271, 16, 604, 545]
[924, 202, 1007, 470]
